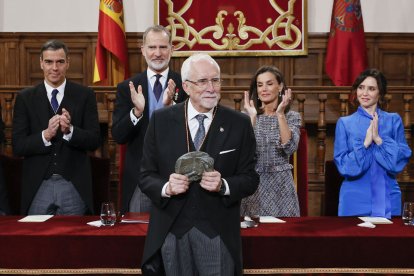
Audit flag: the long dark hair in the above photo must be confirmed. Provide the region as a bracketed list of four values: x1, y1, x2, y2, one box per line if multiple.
[350, 68, 387, 108]
[249, 65, 290, 115]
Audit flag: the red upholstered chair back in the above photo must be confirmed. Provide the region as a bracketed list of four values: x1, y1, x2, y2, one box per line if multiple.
[324, 160, 343, 216]
[297, 128, 308, 216]
[291, 128, 308, 216]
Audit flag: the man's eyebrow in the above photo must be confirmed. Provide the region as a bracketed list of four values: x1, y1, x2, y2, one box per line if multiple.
[43, 59, 66, 62]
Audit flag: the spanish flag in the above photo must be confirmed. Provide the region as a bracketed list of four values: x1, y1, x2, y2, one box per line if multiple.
[325, 0, 367, 86]
[93, 0, 129, 85]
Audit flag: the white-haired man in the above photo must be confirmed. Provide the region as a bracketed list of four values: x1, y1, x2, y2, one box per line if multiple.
[139, 53, 259, 275]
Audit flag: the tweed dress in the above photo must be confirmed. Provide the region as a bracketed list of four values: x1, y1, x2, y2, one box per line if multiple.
[241, 110, 301, 217]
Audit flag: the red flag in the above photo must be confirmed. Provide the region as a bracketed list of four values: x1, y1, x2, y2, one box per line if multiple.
[94, 0, 129, 212]
[93, 0, 129, 84]
[325, 0, 367, 86]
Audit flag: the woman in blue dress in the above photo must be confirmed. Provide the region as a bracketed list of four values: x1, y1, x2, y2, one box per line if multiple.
[334, 68, 411, 218]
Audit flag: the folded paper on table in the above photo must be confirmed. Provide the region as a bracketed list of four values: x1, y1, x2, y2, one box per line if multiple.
[123, 212, 149, 223]
[244, 216, 286, 223]
[358, 217, 393, 224]
[357, 221, 376, 228]
[259, 216, 286, 223]
[87, 220, 103, 227]
[121, 219, 149, 224]
[18, 215, 54, 222]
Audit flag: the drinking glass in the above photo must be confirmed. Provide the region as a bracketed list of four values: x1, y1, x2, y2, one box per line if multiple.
[100, 202, 116, 226]
[402, 202, 414, 226]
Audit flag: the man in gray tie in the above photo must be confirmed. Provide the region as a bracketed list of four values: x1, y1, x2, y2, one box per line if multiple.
[12, 40, 101, 215]
[139, 53, 259, 275]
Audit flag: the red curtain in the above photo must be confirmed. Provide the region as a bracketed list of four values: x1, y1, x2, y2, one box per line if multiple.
[325, 0, 367, 86]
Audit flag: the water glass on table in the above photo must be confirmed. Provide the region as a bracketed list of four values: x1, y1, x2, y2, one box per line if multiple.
[100, 202, 116, 226]
[402, 202, 414, 226]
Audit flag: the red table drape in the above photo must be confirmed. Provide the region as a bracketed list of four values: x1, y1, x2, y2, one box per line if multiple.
[1, 215, 413, 274]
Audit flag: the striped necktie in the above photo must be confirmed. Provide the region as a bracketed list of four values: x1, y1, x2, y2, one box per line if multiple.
[193, 114, 207, 150]
[51, 89, 59, 113]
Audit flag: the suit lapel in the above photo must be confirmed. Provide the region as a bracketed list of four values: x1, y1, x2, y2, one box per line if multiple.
[205, 106, 229, 160]
[34, 84, 52, 128]
[171, 102, 189, 154]
[60, 81, 76, 114]
[138, 71, 150, 120]
[140, 70, 150, 98]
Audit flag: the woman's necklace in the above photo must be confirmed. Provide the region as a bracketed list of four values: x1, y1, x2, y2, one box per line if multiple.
[184, 99, 218, 152]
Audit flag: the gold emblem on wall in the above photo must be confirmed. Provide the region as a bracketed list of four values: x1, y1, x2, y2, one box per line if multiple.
[156, 0, 307, 56]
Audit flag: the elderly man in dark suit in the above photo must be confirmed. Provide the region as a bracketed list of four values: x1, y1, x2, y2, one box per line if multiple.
[139, 53, 259, 275]
[112, 25, 187, 213]
[12, 40, 100, 215]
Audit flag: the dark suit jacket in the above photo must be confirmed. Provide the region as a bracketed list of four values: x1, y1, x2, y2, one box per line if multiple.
[12, 81, 101, 214]
[139, 102, 259, 275]
[112, 70, 187, 213]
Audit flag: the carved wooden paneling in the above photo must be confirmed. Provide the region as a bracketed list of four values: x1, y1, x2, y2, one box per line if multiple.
[1, 33, 414, 88]
[366, 34, 414, 85]
[0, 38, 19, 85]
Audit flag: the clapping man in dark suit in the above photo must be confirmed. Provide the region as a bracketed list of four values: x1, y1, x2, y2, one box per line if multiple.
[139, 53, 259, 275]
[112, 25, 187, 213]
[12, 40, 100, 215]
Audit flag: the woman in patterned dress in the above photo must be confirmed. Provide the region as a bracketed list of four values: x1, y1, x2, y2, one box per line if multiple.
[241, 66, 301, 217]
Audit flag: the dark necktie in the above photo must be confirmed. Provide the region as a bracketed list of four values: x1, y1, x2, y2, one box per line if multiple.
[51, 89, 59, 113]
[154, 74, 162, 101]
[194, 114, 207, 150]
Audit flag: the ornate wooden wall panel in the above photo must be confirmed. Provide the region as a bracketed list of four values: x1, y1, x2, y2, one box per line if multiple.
[0, 38, 19, 85]
[368, 34, 414, 85]
[2, 33, 414, 88]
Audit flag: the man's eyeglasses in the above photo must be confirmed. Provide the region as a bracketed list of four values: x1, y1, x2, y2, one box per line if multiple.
[186, 78, 222, 89]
